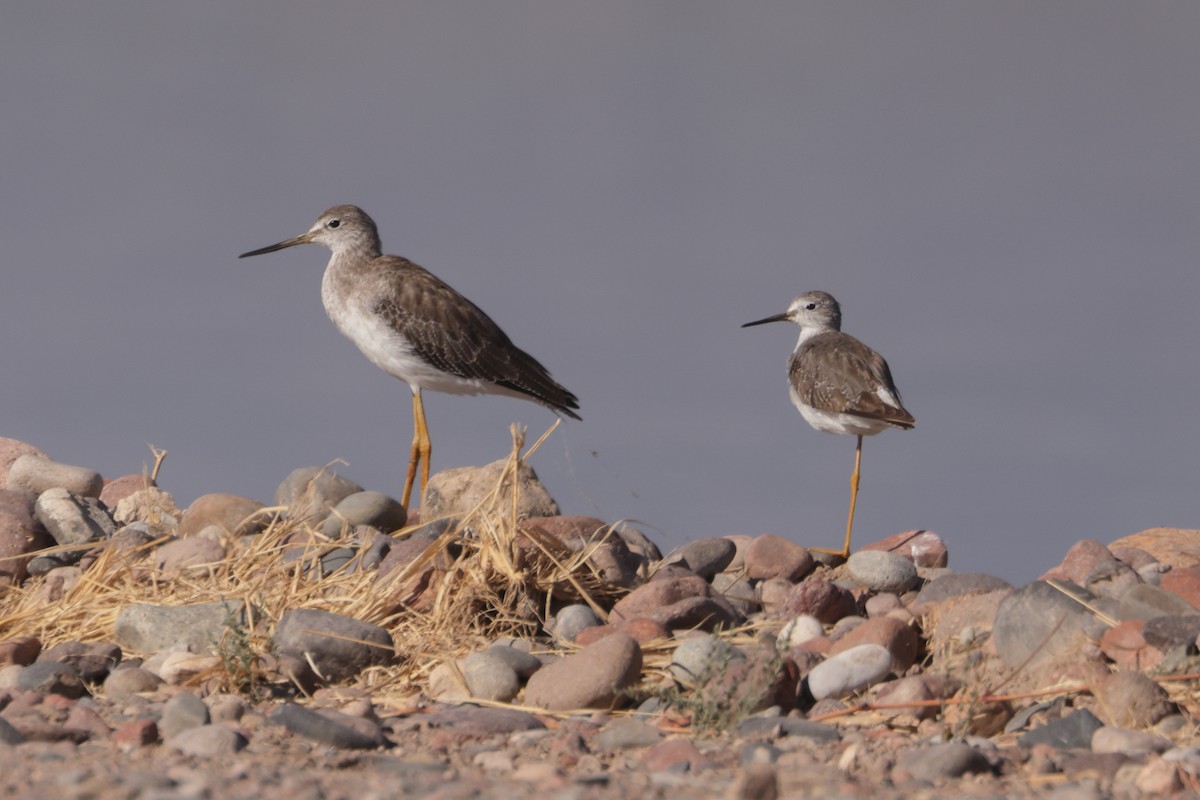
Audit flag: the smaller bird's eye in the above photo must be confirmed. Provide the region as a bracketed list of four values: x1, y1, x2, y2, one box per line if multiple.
[805, 303, 817, 310]
[327, 219, 341, 229]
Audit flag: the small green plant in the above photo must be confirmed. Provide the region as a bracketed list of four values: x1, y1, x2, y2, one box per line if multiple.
[637, 640, 785, 737]
[216, 603, 271, 697]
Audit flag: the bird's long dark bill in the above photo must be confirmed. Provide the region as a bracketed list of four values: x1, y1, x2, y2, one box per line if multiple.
[741, 312, 790, 328]
[238, 232, 313, 259]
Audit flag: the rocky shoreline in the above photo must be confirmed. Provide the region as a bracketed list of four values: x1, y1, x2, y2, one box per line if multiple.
[0, 434, 1199, 799]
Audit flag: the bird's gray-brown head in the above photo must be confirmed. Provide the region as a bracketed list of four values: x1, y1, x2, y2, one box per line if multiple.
[239, 205, 383, 260]
[742, 290, 842, 333]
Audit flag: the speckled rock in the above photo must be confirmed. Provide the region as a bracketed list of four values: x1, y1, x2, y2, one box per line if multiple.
[112, 487, 179, 530]
[114, 600, 248, 655]
[34, 488, 116, 548]
[423, 458, 558, 519]
[773, 578, 857, 624]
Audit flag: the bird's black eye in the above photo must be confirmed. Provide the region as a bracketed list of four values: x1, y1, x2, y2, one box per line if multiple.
[805, 303, 817, 310]
[327, 219, 341, 229]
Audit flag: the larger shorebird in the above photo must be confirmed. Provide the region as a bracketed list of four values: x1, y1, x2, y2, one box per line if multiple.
[743, 291, 913, 558]
[239, 205, 581, 508]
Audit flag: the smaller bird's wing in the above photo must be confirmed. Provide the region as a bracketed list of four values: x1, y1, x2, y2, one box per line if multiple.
[791, 332, 914, 428]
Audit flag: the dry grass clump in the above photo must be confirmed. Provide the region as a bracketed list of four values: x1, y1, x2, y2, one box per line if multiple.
[0, 425, 638, 701]
[365, 425, 635, 689]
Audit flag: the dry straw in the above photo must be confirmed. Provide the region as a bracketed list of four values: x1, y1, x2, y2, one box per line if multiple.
[0, 424, 661, 703]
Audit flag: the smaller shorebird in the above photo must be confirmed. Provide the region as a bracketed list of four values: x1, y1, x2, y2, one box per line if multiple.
[239, 205, 580, 508]
[742, 291, 914, 558]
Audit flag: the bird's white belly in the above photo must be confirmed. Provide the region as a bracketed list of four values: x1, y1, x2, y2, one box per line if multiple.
[327, 300, 491, 396]
[788, 384, 891, 437]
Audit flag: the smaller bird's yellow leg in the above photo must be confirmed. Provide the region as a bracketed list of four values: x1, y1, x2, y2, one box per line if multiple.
[810, 435, 864, 559]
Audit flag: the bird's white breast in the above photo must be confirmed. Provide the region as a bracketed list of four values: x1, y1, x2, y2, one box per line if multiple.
[321, 266, 491, 396]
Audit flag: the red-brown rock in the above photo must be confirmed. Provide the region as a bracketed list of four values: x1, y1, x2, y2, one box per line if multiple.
[99, 474, 155, 510]
[574, 619, 671, 646]
[1040, 539, 1116, 584]
[772, 578, 857, 624]
[1160, 566, 1200, 609]
[114, 718, 159, 751]
[0, 439, 48, 487]
[744, 534, 814, 581]
[0, 636, 41, 666]
[641, 738, 709, 772]
[610, 575, 712, 622]
[1099, 620, 1164, 671]
[828, 616, 920, 673]
[0, 492, 52, 586]
[524, 634, 642, 710]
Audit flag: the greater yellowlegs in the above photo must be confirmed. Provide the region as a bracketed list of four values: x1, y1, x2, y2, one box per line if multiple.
[743, 290, 913, 558]
[239, 205, 581, 508]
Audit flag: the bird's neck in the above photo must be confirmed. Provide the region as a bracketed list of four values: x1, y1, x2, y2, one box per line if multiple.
[792, 324, 829, 352]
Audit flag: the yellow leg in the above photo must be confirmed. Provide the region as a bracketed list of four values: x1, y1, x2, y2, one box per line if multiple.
[810, 435, 863, 559]
[401, 389, 432, 508]
[415, 390, 431, 505]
